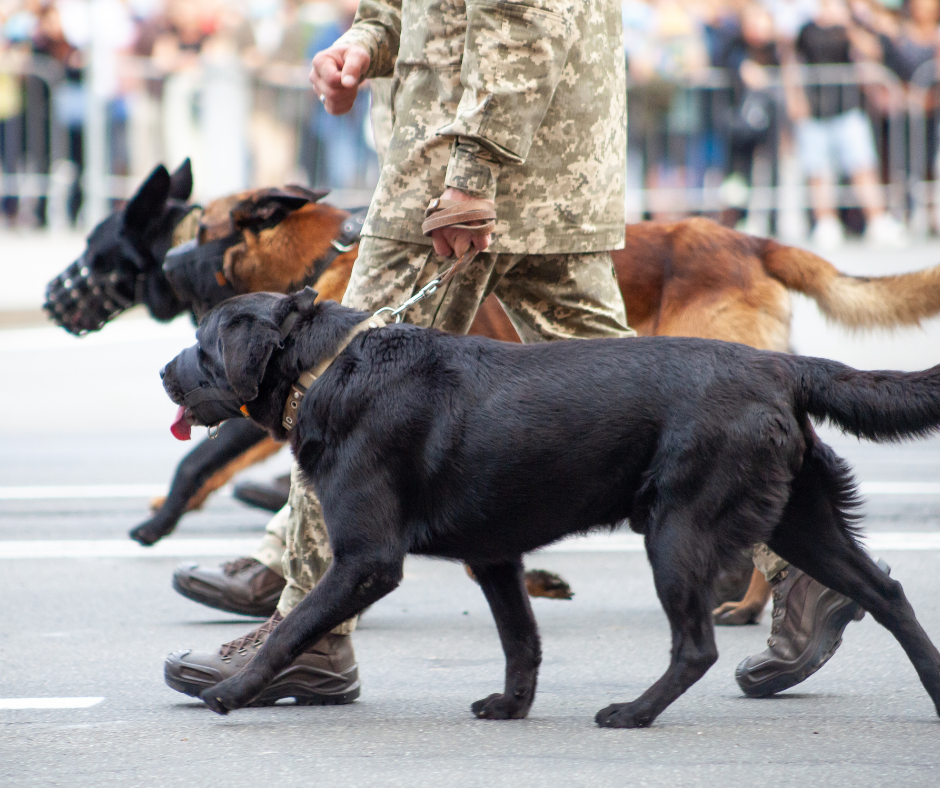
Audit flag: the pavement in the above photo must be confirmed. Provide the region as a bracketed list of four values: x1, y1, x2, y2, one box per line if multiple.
[1, 231, 940, 787]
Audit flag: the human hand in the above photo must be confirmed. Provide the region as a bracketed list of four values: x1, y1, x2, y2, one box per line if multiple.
[429, 188, 494, 258]
[309, 43, 371, 115]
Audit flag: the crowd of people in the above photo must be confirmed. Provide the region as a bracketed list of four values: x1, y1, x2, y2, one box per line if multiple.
[0, 0, 377, 224]
[625, 0, 940, 246]
[1, 0, 940, 244]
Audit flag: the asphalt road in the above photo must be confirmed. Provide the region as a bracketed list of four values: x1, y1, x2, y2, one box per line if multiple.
[2, 238, 940, 786]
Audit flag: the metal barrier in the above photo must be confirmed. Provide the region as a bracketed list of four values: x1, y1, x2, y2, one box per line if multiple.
[0, 53, 70, 227]
[0, 52, 380, 228]
[906, 59, 940, 237]
[626, 63, 908, 239]
[0, 52, 929, 237]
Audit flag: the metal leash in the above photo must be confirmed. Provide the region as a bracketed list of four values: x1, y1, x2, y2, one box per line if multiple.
[372, 246, 478, 323]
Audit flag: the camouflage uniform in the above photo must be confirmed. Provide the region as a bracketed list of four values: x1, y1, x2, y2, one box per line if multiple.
[276, 0, 632, 626]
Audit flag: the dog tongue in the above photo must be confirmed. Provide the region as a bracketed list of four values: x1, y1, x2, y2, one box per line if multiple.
[170, 405, 192, 441]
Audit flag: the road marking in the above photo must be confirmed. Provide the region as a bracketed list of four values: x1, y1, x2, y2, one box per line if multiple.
[540, 531, 940, 553]
[0, 697, 104, 709]
[0, 485, 167, 500]
[0, 533, 937, 559]
[0, 481, 937, 502]
[0, 538, 261, 559]
[859, 482, 940, 495]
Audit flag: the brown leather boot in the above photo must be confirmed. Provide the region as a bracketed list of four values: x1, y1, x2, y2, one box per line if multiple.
[172, 557, 285, 617]
[164, 612, 360, 705]
[734, 564, 883, 697]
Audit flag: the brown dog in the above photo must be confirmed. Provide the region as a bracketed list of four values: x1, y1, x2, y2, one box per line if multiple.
[164, 193, 940, 611]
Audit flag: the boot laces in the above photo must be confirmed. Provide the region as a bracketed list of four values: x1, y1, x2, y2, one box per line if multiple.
[219, 611, 283, 659]
[222, 556, 259, 576]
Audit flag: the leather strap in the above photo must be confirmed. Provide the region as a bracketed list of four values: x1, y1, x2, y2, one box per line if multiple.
[421, 198, 496, 237]
[281, 312, 391, 431]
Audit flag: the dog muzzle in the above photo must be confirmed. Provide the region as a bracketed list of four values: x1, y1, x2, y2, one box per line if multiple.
[44, 251, 143, 335]
[163, 234, 241, 322]
[164, 346, 246, 441]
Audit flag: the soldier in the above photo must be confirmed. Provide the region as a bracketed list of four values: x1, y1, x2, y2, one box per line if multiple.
[164, 0, 635, 705]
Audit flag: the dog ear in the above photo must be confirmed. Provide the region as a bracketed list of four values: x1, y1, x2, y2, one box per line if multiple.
[218, 314, 282, 403]
[169, 159, 193, 201]
[293, 286, 319, 314]
[229, 187, 327, 233]
[124, 164, 171, 233]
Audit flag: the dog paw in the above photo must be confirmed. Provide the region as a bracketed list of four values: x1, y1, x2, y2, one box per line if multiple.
[128, 523, 163, 546]
[594, 702, 654, 729]
[471, 692, 529, 720]
[712, 601, 761, 626]
[200, 683, 249, 716]
[524, 569, 574, 600]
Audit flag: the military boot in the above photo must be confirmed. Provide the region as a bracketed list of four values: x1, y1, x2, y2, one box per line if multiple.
[164, 612, 360, 705]
[734, 563, 885, 698]
[172, 557, 285, 617]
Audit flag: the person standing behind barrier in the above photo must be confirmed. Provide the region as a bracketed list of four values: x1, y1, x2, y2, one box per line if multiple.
[163, 0, 635, 708]
[785, 0, 907, 248]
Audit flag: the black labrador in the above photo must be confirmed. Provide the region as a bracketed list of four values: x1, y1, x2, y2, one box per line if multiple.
[160, 288, 940, 727]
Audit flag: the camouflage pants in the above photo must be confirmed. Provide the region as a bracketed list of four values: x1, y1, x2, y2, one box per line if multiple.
[752, 543, 789, 582]
[274, 235, 634, 626]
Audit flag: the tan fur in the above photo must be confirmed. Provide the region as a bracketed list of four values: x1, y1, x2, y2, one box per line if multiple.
[762, 240, 940, 329]
[712, 568, 772, 625]
[153, 436, 283, 514]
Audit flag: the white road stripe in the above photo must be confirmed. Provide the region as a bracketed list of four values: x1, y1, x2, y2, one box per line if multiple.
[0, 485, 168, 500]
[0, 533, 937, 559]
[859, 481, 940, 495]
[0, 481, 937, 502]
[0, 538, 260, 559]
[0, 697, 104, 710]
[541, 531, 940, 553]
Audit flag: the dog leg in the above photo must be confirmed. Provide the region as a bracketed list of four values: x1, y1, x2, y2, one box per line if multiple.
[769, 528, 940, 717]
[713, 568, 771, 625]
[767, 442, 940, 716]
[200, 553, 404, 715]
[468, 560, 542, 720]
[596, 522, 720, 728]
[129, 419, 269, 545]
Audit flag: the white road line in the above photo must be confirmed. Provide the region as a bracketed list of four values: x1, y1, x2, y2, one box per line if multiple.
[0, 481, 936, 502]
[0, 538, 260, 559]
[0, 697, 104, 710]
[0, 533, 937, 559]
[539, 531, 940, 553]
[859, 482, 940, 495]
[0, 485, 168, 500]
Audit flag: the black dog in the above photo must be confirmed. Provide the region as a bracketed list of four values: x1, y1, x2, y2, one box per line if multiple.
[162, 288, 940, 727]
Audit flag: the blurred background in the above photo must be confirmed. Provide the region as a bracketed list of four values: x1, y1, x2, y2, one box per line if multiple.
[3, 0, 940, 241]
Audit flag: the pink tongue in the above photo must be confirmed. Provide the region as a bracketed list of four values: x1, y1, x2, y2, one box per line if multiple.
[170, 405, 192, 441]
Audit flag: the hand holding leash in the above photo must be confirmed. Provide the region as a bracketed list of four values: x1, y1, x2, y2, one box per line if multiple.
[424, 188, 495, 258]
[372, 196, 496, 324]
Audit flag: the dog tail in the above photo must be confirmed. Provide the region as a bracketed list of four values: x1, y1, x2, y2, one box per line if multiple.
[795, 356, 940, 442]
[760, 240, 940, 329]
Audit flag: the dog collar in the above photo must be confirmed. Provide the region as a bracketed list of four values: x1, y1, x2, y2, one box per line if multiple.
[301, 208, 367, 290]
[281, 312, 390, 431]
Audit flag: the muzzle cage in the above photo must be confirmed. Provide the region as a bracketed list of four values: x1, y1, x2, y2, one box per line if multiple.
[43, 256, 142, 336]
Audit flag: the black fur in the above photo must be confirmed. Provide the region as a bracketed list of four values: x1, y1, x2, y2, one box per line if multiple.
[161, 290, 940, 727]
